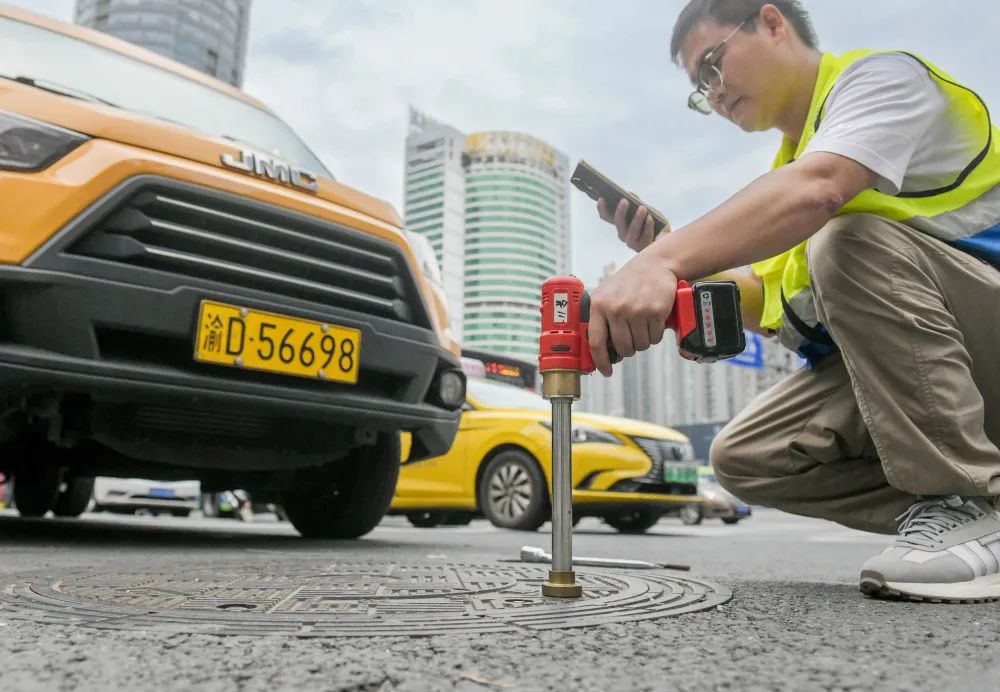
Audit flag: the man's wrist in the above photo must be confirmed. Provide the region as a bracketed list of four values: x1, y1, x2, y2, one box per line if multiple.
[648, 232, 686, 279]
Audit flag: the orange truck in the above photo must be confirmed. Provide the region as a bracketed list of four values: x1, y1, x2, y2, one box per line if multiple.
[0, 4, 464, 537]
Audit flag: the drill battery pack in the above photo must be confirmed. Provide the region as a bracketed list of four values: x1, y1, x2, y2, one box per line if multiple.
[674, 280, 746, 363]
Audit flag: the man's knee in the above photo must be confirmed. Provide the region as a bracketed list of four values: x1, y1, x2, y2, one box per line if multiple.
[709, 421, 760, 502]
[806, 213, 890, 292]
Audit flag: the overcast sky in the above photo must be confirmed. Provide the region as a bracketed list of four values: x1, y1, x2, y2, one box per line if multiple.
[13, 0, 1000, 286]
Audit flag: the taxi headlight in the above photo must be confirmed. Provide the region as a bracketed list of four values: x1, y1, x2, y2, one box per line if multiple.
[539, 421, 622, 445]
[0, 110, 89, 172]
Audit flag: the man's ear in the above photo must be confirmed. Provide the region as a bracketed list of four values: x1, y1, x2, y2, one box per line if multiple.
[759, 3, 789, 44]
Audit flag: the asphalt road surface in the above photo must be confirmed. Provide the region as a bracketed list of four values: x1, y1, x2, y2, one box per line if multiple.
[0, 507, 996, 691]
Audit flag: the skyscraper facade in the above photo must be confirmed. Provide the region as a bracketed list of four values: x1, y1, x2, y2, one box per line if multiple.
[75, 0, 251, 87]
[404, 109, 571, 357]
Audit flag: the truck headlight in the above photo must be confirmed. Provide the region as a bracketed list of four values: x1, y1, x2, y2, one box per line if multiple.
[0, 111, 89, 172]
[431, 369, 466, 410]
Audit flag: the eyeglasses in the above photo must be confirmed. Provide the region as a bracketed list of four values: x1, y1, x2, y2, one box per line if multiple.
[687, 9, 760, 115]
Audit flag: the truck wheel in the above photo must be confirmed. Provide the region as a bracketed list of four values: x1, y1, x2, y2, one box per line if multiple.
[53, 477, 96, 517]
[679, 503, 703, 526]
[604, 509, 661, 534]
[407, 511, 446, 528]
[14, 466, 62, 518]
[283, 432, 401, 539]
[478, 450, 548, 531]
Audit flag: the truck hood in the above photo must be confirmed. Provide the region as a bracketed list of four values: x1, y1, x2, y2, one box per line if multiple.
[1, 79, 403, 230]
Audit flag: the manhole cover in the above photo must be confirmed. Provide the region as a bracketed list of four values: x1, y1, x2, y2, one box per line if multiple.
[0, 560, 731, 636]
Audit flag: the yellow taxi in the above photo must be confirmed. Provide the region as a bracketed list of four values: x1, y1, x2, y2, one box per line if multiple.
[392, 377, 700, 533]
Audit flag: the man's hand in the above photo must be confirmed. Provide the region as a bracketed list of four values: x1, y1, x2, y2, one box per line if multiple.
[597, 197, 660, 253]
[588, 250, 679, 377]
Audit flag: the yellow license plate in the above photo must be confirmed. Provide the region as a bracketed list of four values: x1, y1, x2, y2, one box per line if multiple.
[194, 300, 361, 384]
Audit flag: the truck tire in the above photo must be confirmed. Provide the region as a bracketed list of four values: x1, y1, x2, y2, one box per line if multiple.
[53, 477, 96, 517]
[604, 509, 661, 534]
[14, 466, 62, 518]
[283, 432, 401, 539]
[478, 450, 548, 532]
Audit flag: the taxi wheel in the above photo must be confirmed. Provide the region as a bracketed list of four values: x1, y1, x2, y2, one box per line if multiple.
[722, 517, 741, 525]
[679, 503, 703, 526]
[282, 432, 401, 539]
[53, 476, 96, 518]
[407, 511, 446, 528]
[478, 451, 548, 531]
[604, 509, 661, 534]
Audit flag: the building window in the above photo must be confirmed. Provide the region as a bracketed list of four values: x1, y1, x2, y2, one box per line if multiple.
[206, 49, 219, 77]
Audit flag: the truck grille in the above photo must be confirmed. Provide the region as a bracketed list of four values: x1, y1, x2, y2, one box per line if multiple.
[66, 183, 428, 326]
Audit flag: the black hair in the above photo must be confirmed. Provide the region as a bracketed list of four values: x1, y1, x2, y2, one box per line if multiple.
[670, 0, 818, 64]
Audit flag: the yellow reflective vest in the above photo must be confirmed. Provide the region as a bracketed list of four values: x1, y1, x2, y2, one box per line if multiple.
[751, 50, 1000, 361]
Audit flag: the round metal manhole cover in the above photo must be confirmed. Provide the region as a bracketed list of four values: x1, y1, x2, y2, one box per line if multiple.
[0, 560, 731, 637]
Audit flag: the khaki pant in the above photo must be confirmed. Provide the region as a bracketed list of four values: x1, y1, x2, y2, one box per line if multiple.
[711, 213, 1000, 534]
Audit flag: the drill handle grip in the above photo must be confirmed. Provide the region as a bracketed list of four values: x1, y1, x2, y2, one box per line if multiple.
[581, 280, 695, 368]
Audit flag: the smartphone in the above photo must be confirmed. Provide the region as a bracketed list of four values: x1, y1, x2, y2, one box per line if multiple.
[570, 160, 669, 238]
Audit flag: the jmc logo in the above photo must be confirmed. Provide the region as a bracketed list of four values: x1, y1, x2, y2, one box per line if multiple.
[220, 149, 319, 193]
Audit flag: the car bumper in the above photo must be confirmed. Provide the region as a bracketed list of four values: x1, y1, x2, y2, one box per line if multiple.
[702, 500, 752, 520]
[0, 176, 462, 462]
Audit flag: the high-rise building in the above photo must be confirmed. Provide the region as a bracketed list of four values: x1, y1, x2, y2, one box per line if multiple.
[75, 0, 251, 87]
[404, 109, 469, 340]
[404, 108, 571, 357]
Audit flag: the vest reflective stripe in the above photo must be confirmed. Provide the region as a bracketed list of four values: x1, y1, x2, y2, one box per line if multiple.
[752, 50, 1000, 350]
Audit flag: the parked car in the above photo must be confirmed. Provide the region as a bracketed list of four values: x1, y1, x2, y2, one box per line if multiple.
[0, 5, 464, 538]
[391, 378, 701, 533]
[92, 478, 200, 517]
[675, 466, 752, 525]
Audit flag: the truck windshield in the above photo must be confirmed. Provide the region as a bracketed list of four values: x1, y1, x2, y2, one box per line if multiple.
[0, 16, 331, 176]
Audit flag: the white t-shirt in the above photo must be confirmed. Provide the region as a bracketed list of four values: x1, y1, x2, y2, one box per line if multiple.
[803, 52, 983, 196]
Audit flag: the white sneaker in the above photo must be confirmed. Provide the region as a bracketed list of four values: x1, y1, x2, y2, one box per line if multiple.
[859, 496, 1000, 603]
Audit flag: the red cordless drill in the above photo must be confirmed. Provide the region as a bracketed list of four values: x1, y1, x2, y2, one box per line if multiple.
[539, 275, 746, 373]
[535, 275, 745, 600]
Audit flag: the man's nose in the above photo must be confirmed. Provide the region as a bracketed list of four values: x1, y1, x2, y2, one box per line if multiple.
[709, 86, 728, 114]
